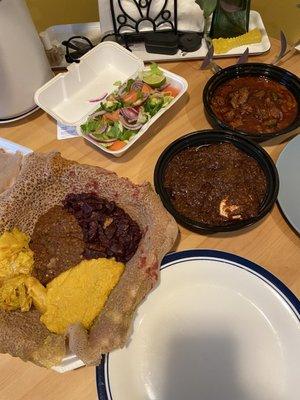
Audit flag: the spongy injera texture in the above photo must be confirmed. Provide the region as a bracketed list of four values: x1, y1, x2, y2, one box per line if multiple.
[0, 152, 178, 366]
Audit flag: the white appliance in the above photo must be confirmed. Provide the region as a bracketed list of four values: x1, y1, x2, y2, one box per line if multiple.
[0, 0, 53, 122]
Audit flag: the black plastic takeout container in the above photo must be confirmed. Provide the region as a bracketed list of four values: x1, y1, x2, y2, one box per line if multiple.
[154, 130, 279, 234]
[203, 63, 300, 143]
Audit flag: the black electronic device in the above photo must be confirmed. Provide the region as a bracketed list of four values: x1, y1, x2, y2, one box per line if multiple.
[144, 32, 178, 55]
[178, 32, 202, 52]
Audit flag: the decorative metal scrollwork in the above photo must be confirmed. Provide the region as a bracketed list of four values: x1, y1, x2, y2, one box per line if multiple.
[109, 0, 178, 36]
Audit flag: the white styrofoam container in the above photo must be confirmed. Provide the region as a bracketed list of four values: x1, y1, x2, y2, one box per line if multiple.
[35, 41, 188, 157]
[35, 42, 144, 126]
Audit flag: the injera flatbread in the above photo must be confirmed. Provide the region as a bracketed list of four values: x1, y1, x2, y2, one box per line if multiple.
[0, 149, 23, 194]
[0, 152, 178, 367]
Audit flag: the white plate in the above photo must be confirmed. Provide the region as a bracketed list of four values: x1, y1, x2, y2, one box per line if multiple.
[96, 249, 300, 400]
[0, 137, 32, 155]
[277, 135, 300, 233]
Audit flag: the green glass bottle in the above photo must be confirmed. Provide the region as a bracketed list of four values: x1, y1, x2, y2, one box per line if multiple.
[210, 0, 251, 38]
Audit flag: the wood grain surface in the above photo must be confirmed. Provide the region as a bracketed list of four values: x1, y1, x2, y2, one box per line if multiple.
[0, 38, 299, 400]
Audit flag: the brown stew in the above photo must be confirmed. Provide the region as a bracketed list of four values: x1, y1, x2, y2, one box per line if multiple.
[64, 193, 142, 263]
[30, 205, 84, 285]
[163, 143, 267, 226]
[210, 76, 298, 134]
[30, 193, 142, 285]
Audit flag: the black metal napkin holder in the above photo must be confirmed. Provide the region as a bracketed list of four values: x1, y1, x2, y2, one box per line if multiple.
[104, 0, 202, 54]
[109, 0, 178, 37]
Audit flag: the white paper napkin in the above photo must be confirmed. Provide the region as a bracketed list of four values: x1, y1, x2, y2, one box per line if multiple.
[99, 0, 204, 34]
[57, 122, 80, 140]
[51, 354, 85, 373]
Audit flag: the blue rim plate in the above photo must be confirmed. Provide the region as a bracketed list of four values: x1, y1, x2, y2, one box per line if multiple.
[96, 249, 300, 400]
[277, 134, 300, 234]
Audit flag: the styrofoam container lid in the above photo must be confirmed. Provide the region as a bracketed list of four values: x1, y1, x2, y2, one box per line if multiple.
[34, 42, 144, 126]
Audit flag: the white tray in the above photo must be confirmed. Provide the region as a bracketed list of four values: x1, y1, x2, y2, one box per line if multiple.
[0, 137, 84, 373]
[42, 10, 270, 68]
[126, 11, 270, 61]
[97, 2, 269, 60]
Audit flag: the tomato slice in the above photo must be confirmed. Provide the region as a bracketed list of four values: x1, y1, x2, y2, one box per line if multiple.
[161, 86, 180, 98]
[108, 140, 126, 151]
[122, 90, 139, 105]
[103, 110, 120, 122]
[141, 83, 153, 95]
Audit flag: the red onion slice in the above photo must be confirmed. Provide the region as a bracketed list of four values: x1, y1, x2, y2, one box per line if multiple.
[96, 123, 108, 134]
[88, 92, 108, 103]
[120, 107, 139, 122]
[131, 80, 143, 91]
[119, 115, 143, 131]
[90, 110, 107, 118]
[129, 107, 139, 115]
[85, 123, 108, 139]
[88, 133, 116, 143]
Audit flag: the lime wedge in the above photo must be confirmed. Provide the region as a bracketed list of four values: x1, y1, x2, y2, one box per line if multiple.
[142, 73, 166, 88]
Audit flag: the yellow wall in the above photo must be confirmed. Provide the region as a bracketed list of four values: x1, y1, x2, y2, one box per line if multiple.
[25, 0, 99, 31]
[26, 0, 299, 43]
[252, 0, 299, 43]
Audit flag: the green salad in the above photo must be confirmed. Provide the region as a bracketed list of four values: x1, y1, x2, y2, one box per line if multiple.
[81, 64, 179, 152]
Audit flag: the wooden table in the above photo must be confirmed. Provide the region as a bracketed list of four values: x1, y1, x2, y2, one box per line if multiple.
[0, 38, 299, 400]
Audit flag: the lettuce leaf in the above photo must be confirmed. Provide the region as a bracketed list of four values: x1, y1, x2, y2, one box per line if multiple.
[81, 119, 101, 133]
